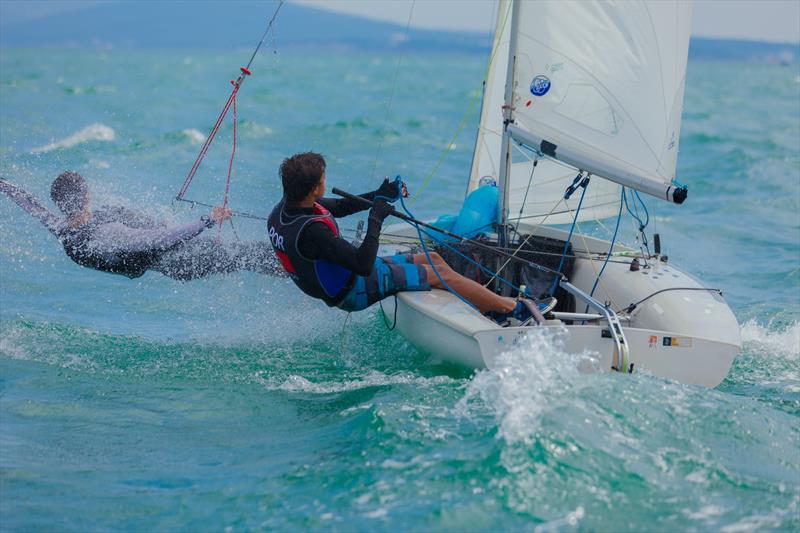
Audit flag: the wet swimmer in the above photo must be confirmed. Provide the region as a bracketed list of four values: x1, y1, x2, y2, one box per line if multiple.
[267, 152, 530, 317]
[0, 172, 284, 280]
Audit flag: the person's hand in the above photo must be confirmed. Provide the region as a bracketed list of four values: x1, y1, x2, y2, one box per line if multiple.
[210, 205, 233, 223]
[375, 177, 402, 202]
[368, 198, 394, 223]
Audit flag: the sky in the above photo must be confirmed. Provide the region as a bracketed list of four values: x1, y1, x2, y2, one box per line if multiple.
[295, 0, 800, 44]
[1, 0, 799, 44]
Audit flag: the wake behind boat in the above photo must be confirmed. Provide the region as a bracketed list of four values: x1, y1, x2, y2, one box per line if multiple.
[360, 0, 741, 387]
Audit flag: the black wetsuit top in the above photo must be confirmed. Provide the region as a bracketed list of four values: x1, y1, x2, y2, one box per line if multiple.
[291, 193, 381, 276]
[268, 190, 385, 305]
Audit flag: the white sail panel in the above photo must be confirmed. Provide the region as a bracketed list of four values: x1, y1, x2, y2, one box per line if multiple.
[468, 0, 619, 223]
[511, 0, 692, 201]
[505, 156, 621, 226]
[468, 0, 510, 194]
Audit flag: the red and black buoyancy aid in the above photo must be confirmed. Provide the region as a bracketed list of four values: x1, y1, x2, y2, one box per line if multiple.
[267, 197, 355, 306]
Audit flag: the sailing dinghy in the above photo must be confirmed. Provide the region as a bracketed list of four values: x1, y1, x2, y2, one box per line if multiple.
[370, 0, 740, 387]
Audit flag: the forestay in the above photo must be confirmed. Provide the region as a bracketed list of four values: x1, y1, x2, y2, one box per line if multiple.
[507, 0, 692, 204]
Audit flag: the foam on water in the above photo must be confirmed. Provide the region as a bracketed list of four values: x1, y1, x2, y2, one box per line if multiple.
[263, 370, 456, 394]
[457, 327, 599, 444]
[740, 319, 800, 358]
[30, 123, 116, 153]
[180, 128, 206, 144]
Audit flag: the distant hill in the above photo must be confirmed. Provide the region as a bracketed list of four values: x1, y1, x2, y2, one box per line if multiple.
[0, 1, 491, 53]
[0, 1, 797, 64]
[689, 37, 798, 65]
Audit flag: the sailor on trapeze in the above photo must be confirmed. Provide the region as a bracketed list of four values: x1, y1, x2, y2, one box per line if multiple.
[0, 172, 284, 280]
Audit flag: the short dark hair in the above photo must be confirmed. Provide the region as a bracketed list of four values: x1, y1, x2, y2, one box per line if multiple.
[279, 152, 326, 202]
[51, 171, 88, 216]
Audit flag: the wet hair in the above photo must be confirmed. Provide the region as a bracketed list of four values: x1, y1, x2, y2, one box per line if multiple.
[50, 171, 89, 217]
[279, 152, 326, 203]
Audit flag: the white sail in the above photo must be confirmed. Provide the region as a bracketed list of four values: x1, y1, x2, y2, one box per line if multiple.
[508, 0, 692, 203]
[468, 0, 622, 225]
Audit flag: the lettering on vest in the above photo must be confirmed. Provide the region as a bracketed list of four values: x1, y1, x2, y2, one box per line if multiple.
[268, 225, 285, 251]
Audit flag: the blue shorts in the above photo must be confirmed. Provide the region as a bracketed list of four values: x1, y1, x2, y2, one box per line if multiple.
[337, 254, 430, 312]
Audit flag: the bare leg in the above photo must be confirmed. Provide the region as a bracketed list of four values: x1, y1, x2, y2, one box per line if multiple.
[412, 252, 516, 314]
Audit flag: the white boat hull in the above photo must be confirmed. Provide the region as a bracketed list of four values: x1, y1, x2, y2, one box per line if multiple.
[379, 225, 741, 388]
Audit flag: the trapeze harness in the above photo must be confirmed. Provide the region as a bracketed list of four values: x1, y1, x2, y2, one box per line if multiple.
[268, 197, 355, 306]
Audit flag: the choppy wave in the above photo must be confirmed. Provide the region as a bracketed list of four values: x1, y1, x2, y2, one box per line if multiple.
[31, 123, 116, 153]
[260, 370, 456, 394]
[740, 319, 800, 358]
[457, 327, 599, 444]
[238, 120, 273, 138]
[180, 128, 206, 144]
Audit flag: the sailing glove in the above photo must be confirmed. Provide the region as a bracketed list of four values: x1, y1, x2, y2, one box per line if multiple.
[369, 198, 394, 224]
[374, 177, 403, 203]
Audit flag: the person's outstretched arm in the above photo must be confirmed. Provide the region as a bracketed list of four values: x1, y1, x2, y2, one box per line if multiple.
[89, 206, 231, 255]
[0, 178, 63, 236]
[90, 218, 212, 255]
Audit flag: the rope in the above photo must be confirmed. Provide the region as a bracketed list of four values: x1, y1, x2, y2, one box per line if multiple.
[245, 0, 285, 71]
[619, 287, 722, 315]
[585, 187, 625, 310]
[217, 90, 238, 239]
[398, 195, 477, 310]
[549, 175, 589, 295]
[623, 188, 651, 259]
[484, 198, 565, 287]
[417, 226, 522, 294]
[410, 1, 511, 204]
[370, 0, 416, 180]
[175, 1, 284, 205]
[513, 157, 538, 238]
[378, 295, 399, 331]
[176, 84, 240, 200]
[174, 197, 267, 221]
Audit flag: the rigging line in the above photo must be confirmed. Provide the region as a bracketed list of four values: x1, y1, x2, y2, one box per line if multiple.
[483, 197, 565, 287]
[511, 157, 538, 241]
[410, 1, 511, 204]
[419, 226, 522, 294]
[618, 287, 722, 315]
[571, 211, 622, 311]
[378, 295, 398, 331]
[177, 87, 238, 199]
[587, 187, 625, 306]
[623, 188, 651, 261]
[399, 195, 477, 311]
[370, 0, 416, 180]
[504, 200, 619, 222]
[174, 197, 268, 221]
[245, 0, 285, 71]
[549, 176, 589, 296]
[217, 90, 239, 239]
[176, 0, 284, 201]
[633, 190, 650, 228]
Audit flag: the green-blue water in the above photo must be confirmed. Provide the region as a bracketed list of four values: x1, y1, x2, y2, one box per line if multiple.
[1, 48, 798, 531]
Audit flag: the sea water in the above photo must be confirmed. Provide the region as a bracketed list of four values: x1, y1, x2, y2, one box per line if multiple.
[0, 48, 798, 531]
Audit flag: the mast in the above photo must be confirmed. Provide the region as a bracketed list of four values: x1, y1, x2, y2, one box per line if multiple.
[497, 0, 520, 246]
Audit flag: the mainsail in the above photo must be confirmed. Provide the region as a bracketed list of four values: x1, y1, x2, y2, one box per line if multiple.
[468, 0, 623, 225]
[506, 0, 692, 205]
